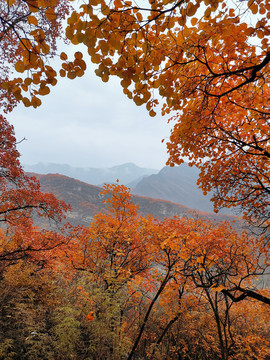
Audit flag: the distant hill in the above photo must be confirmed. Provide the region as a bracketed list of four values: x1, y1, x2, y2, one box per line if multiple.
[34, 173, 243, 229]
[23, 162, 159, 186]
[132, 164, 234, 214]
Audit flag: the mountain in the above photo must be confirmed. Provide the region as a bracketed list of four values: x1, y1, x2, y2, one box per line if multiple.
[132, 164, 234, 214]
[35, 173, 242, 229]
[23, 162, 159, 186]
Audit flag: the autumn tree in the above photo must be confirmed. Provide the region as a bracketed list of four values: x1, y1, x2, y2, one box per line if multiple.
[178, 220, 269, 359]
[0, 113, 70, 275]
[0, 259, 85, 360]
[63, 183, 156, 359]
[63, 0, 270, 233]
[63, 184, 191, 359]
[66, 182, 153, 286]
[127, 216, 270, 359]
[0, 114, 68, 225]
[143, 217, 270, 359]
[1, 245, 268, 360]
[154, 294, 270, 360]
[0, 0, 82, 271]
[0, 184, 268, 359]
[63, 184, 269, 359]
[180, 220, 270, 305]
[0, 0, 87, 111]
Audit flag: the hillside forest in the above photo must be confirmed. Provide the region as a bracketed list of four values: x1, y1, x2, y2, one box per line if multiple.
[0, 0, 270, 359]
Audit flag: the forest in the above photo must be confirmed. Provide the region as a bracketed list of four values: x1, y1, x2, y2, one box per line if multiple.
[0, 0, 270, 359]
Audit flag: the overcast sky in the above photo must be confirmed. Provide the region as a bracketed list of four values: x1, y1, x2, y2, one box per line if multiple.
[8, 54, 172, 170]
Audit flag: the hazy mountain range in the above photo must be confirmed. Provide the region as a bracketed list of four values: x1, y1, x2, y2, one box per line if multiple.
[34, 173, 242, 229]
[24, 162, 234, 214]
[132, 164, 216, 213]
[23, 162, 158, 187]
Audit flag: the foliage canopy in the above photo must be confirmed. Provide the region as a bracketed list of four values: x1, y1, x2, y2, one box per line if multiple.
[62, 0, 270, 230]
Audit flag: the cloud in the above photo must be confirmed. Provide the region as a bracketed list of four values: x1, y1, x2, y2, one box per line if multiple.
[8, 63, 171, 169]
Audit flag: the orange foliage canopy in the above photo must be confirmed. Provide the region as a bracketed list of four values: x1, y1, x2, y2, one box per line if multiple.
[68, 183, 269, 307]
[65, 183, 269, 359]
[64, 0, 270, 230]
[0, 0, 86, 111]
[65, 182, 155, 289]
[0, 113, 69, 273]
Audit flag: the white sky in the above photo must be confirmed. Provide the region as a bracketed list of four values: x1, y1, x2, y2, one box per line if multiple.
[8, 53, 172, 170]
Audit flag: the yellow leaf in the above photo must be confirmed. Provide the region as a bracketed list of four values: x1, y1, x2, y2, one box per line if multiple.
[32, 73, 40, 84]
[21, 84, 28, 92]
[50, 78, 57, 86]
[31, 96, 42, 108]
[60, 52, 68, 61]
[134, 95, 144, 106]
[249, 0, 258, 14]
[136, 12, 143, 22]
[196, 256, 204, 264]
[27, 0, 39, 12]
[186, 3, 197, 17]
[101, 5, 110, 15]
[168, 17, 175, 29]
[24, 78, 32, 86]
[39, 85, 50, 95]
[89, 0, 99, 5]
[66, 26, 74, 40]
[204, 7, 211, 18]
[59, 69, 66, 77]
[75, 58, 86, 71]
[76, 33, 85, 43]
[95, 68, 103, 77]
[245, 27, 255, 36]
[45, 8, 57, 20]
[27, 15, 38, 25]
[191, 17, 198, 26]
[67, 11, 78, 25]
[91, 54, 101, 64]
[22, 97, 31, 107]
[99, 40, 109, 55]
[114, 0, 122, 8]
[67, 71, 76, 79]
[1, 82, 9, 90]
[20, 38, 32, 50]
[41, 43, 50, 54]
[257, 29, 264, 39]
[121, 78, 131, 88]
[13, 87, 22, 100]
[15, 61, 25, 73]
[102, 74, 109, 82]
[71, 36, 79, 45]
[75, 51, 83, 60]
[75, 68, 84, 77]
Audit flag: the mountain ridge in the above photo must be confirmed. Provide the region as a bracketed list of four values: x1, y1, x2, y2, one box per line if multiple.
[23, 162, 159, 187]
[132, 163, 214, 212]
[26, 162, 236, 215]
[33, 173, 243, 229]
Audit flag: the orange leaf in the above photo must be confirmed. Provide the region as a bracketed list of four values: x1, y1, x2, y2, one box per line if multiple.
[45, 8, 57, 20]
[15, 61, 25, 73]
[27, 15, 38, 25]
[86, 311, 94, 321]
